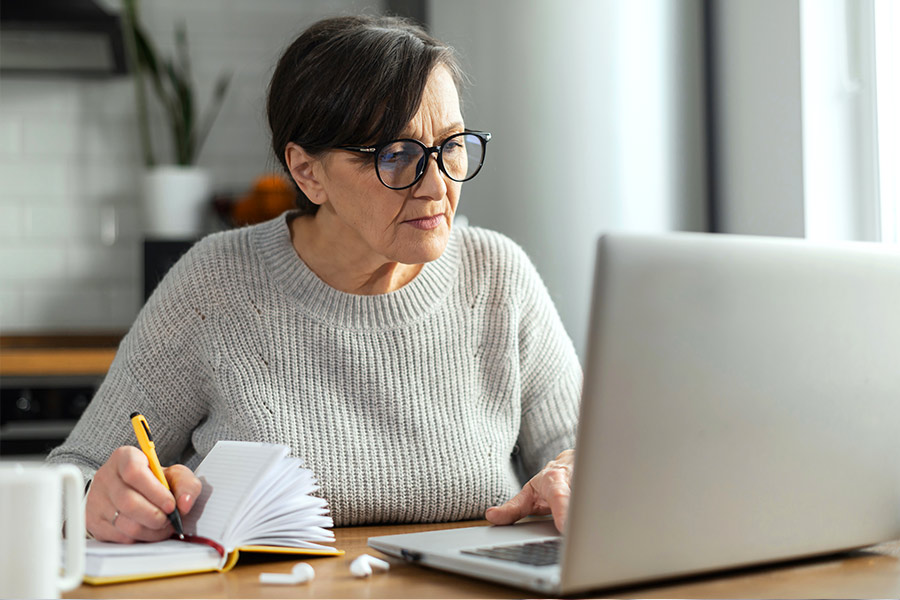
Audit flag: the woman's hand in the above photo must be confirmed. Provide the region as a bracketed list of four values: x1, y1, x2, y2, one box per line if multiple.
[485, 449, 574, 532]
[85, 446, 202, 543]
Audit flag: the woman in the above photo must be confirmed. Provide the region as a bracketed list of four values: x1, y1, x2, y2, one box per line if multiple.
[47, 15, 581, 543]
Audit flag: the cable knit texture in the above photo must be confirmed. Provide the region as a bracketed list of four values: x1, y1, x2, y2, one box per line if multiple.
[47, 212, 582, 526]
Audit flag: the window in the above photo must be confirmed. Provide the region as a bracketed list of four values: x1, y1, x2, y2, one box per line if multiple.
[874, 0, 899, 242]
[801, 0, 897, 243]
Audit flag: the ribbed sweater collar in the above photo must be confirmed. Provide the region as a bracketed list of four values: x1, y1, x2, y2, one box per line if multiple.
[251, 211, 462, 330]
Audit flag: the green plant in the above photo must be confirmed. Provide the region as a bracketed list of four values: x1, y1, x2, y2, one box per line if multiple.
[121, 0, 232, 167]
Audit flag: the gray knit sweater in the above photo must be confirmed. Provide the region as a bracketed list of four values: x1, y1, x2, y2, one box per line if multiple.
[47, 212, 581, 526]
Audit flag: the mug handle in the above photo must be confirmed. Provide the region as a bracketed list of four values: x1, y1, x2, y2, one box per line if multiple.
[57, 465, 85, 591]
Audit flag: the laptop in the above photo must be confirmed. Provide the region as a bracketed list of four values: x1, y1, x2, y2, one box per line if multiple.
[368, 232, 900, 595]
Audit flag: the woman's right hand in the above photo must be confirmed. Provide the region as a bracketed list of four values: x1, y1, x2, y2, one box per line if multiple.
[85, 446, 202, 543]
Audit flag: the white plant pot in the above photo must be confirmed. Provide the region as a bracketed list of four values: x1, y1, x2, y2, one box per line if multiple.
[143, 165, 212, 239]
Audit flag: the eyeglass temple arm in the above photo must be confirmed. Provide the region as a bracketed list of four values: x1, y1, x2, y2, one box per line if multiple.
[465, 130, 492, 142]
[339, 146, 377, 153]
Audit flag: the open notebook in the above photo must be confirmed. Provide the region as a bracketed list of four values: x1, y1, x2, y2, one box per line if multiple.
[84, 441, 343, 584]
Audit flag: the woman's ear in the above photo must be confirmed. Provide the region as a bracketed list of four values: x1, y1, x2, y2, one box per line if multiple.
[285, 143, 327, 205]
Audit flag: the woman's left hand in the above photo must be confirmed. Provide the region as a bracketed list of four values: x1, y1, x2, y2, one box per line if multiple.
[485, 449, 574, 532]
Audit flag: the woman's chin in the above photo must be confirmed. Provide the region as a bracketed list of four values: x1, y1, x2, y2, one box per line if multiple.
[393, 231, 450, 265]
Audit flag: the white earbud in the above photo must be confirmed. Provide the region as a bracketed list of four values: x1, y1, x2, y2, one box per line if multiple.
[259, 562, 315, 585]
[350, 553, 390, 578]
[292, 562, 316, 581]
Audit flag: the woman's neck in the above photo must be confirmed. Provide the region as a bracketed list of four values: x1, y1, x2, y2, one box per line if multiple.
[288, 212, 423, 295]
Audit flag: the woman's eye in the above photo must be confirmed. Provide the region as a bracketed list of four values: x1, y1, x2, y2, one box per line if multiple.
[443, 138, 465, 152]
[382, 151, 406, 162]
[380, 150, 417, 167]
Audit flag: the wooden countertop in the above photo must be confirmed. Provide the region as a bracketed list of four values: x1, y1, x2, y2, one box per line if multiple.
[64, 520, 900, 599]
[0, 335, 121, 377]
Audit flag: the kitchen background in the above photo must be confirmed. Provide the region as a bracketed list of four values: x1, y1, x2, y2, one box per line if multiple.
[2, 0, 893, 358]
[0, 0, 895, 457]
[0, 0, 382, 334]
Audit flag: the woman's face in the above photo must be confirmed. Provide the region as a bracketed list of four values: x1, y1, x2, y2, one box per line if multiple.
[302, 65, 464, 266]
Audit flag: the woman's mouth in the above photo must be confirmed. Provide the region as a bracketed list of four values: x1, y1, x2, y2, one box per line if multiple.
[403, 214, 445, 230]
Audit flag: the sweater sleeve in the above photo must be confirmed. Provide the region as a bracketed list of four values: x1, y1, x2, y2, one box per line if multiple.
[512, 246, 582, 479]
[45, 241, 219, 482]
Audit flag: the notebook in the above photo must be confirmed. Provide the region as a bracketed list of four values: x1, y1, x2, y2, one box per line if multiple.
[369, 232, 900, 595]
[84, 440, 343, 585]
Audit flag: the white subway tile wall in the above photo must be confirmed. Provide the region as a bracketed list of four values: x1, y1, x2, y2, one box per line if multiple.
[0, 0, 382, 333]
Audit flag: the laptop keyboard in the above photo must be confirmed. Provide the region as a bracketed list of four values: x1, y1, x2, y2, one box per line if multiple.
[461, 539, 561, 567]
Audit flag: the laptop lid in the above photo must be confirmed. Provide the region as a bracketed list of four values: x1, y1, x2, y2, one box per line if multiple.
[561, 232, 900, 593]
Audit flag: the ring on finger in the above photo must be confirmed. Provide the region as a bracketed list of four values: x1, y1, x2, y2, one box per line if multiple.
[111, 510, 120, 527]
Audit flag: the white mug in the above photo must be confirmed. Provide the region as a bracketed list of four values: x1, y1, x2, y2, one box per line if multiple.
[0, 463, 85, 599]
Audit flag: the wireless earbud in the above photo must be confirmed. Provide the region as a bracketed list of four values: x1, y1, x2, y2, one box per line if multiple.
[259, 562, 315, 585]
[350, 554, 390, 578]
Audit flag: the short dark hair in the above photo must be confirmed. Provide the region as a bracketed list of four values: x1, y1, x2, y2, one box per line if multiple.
[267, 15, 465, 214]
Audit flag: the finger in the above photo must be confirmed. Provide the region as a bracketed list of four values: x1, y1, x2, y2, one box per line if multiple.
[533, 467, 571, 532]
[85, 451, 148, 541]
[109, 482, 172, 531]
[545, 487, 570, 533]
[485, 483, 544, 525]
[165, 465, 202, 514]
[85, 488, 129, 542]
[112, 447, 177, 529]
[86, 487, 156, 543]
[110, 511, 175, 543]
[117, 446, 178, 513]
[89, 517, 136, 544]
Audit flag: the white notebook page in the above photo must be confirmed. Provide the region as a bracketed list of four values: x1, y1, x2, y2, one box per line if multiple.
[184, 441, 289, 547]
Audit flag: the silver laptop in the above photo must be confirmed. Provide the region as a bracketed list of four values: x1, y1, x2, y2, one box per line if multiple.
[368, 232, 900, 595]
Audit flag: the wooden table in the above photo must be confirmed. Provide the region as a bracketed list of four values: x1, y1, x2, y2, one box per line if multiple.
[65, 520, 900, 599]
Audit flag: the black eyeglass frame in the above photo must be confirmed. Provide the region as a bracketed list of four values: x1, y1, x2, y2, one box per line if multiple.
[337, 130, 492, 190]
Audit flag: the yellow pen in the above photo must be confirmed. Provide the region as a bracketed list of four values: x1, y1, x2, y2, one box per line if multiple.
[130, 412, 185, 539]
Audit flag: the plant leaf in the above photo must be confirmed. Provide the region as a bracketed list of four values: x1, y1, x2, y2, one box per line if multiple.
[165, 58, 195, 165]
[133, 23, 160, 81]
[160, 59, 184, 164]
[192, 70, 233, 162]
[121, 0, 155, 167]
[172, 22, 194, 163]
[175, 21, 192, 88]
[134, 23, 182, 135]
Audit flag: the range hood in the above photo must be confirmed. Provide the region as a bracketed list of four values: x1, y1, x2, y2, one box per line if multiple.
[0, 0, 127, 76]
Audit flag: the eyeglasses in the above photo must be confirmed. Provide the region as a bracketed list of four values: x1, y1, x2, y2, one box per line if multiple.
[338, 131, 492, 190]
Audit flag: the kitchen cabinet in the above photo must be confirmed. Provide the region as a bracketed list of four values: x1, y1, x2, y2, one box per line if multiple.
[0, 336, 118, 459]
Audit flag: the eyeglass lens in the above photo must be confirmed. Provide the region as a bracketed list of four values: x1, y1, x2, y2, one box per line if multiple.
[377, 133, 485, 189]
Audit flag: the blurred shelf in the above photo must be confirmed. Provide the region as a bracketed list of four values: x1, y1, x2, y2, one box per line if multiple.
[0, 335, 120, 377]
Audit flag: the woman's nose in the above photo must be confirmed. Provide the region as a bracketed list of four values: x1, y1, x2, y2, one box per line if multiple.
[413, 154, 447, 200]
